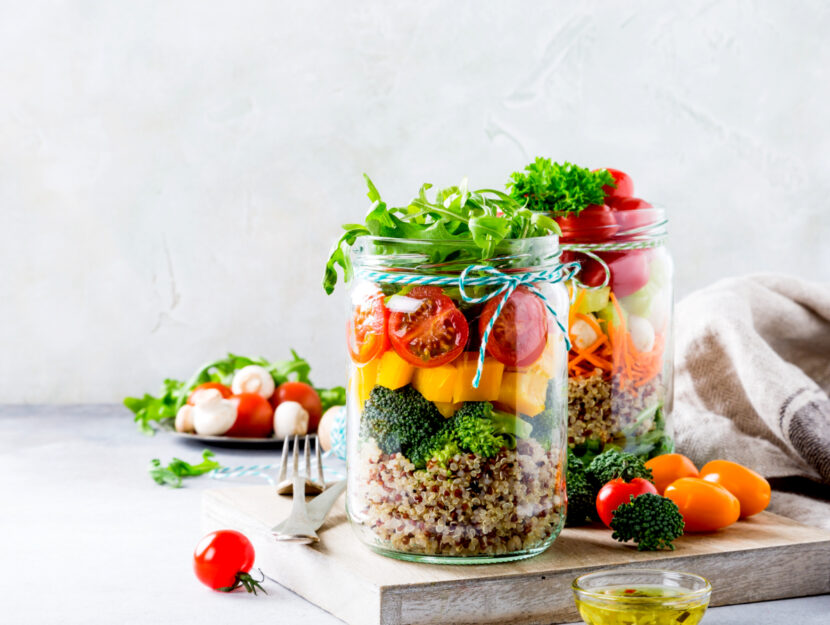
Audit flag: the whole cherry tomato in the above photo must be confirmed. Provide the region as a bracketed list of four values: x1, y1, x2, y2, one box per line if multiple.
[226, 393, 274, 438]
[595, 477, 658, 527]
[479, 286, 548, 367]
[272, 381, 323, 431]
[700, 460, 771, 518]
[606, 196, 655, 233]
[602, 250, 650, 298]
[665, 477, 741, 533]
[188, 382, 232, 405]
[645, 454, 700, 495]
[602, 168, 634, 198]
[556, 204, 620, 242]
[347, 288, 389, 364]
[193, 530, 265, 594]
[388, 286, 469, 368]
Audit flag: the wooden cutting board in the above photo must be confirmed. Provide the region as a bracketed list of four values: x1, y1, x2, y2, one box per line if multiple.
[202, 485, 830, 625]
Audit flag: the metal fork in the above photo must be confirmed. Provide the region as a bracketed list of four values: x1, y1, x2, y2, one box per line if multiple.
[276, 434, 325, 496]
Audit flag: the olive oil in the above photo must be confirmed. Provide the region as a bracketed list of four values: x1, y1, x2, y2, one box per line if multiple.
[575, 584, 709, 625]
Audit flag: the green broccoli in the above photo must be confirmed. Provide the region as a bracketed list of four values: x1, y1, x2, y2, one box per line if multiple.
[610, 493, 685, 551]
[565, 449, 596, 526]
[530, 382, 563, 450]
[359, 385, 446, 463]
[451, 402, 533, 457]
[407, 426, 455, 468]
[586, 448, 653, 489]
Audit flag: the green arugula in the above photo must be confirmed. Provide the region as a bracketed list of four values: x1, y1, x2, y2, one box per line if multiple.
[125, 351, 345, 435]
[323, 175, 561, 294]
[507, 158, 614, 214]
[149, 450, 222, 488]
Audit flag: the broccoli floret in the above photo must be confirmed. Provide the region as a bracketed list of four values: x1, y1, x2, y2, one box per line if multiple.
[565, 450, 596, 526]
[360, 385, 446, 463]
[586, 448, 653, 489]
[451, 402, 533, 457]
[610, 493, 685, 551]
[407, 426, 455, 468]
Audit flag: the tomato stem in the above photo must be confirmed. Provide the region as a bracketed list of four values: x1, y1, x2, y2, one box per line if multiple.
[217, 568, 267, 595]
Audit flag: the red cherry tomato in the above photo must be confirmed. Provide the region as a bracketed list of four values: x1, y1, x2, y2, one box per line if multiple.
[602, 250, 650, 298]
[193, 530, 264, 594]
[556, 204, 620, 242]
[225, 393, 273, 438]
[595, 477, 658, 527]
[388, 286, 469, 368]
[187, 382, 232, 405]
[602, 168, 634, 198]
[272, 381, 323, 431]
[479, 286, 548, 367]
[347, 289, 389, 364]
[607, 197, 655, 233]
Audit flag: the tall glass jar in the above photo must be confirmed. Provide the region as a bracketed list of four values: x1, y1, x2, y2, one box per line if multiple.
[345, 236, 570, 563]
[559, 207, 673, 461]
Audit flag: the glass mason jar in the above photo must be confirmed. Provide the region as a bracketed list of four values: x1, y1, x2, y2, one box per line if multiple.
[559, 207, 673, 461]
[344, 236, 570, 563]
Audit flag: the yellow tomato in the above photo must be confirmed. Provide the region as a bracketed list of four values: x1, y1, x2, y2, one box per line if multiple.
[664, 477, 740, 533]
[644, 453, 700, 495]
[699, 460, 771, 518]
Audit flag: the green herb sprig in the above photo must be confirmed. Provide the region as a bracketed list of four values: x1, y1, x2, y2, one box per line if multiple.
[149, 450, 222, 488]
[323, 175, 561, 294]
[507, 158, 614, 214]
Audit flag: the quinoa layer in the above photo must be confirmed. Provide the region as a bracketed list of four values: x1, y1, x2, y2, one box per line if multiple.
[352, 438, 563, 557]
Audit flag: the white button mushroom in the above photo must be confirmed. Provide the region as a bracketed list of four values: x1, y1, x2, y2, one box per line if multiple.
[175, 404, 195, 433]
[188, 387, 224, 406]
[317, 406, 343, 452]
[628, 315, 656, 353]
[570, 318, 599, 351]
[193, 395, 239, 436]
[273, 401, 309, 439]
[231, 365, 275, 399]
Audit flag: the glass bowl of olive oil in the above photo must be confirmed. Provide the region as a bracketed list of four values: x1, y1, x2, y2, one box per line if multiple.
[572, 569, 711, 625]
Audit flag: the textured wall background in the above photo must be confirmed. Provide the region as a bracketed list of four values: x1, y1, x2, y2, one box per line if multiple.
[2, 1, 828, 402]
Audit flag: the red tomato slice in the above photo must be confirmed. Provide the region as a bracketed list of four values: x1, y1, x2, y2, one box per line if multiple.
[602, 168, 634, 198]
[556, 204, 620, 243]
[479, 286, 548, 367]
[388, 286, 469, 368]
[187, 382, 232, 405]
[225, 393, 273, 438]
[272, 381, 322, 432]
[596, 477, 658, 527]
[601, 250, 651, 298]
[347, 289, 389, 364]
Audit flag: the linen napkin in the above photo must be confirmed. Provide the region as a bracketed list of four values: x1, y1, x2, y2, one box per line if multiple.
[673, 274, 830, 529]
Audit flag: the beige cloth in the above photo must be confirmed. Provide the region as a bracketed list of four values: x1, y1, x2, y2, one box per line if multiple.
[674, 274, 830, 529]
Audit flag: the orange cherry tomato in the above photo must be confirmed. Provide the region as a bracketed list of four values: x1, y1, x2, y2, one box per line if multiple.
[187, 382, 232, 405]
[644, 453, 700, 495]
[699, 460, 771, 518]
[664, 477, 740, 533]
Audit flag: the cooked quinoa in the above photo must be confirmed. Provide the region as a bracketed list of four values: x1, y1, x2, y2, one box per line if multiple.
[352, 438, 563, 557]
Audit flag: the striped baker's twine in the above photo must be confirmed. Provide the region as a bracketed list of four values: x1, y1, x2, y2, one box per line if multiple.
[356, 263, 579, 388]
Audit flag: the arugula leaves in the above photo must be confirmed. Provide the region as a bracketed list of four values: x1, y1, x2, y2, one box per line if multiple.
[125, 351, 345, 434]
[323, 175, 562, 294]
[149, 449, 221, 488]
[507, 158, 614, 214]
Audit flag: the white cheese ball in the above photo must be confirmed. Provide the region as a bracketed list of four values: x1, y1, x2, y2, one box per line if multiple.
[273, 401, 309, 439]
[570, 318, 599, 351]
[193, 396, 238, 436]
[231, 365, 276, 399]
[175, 404, 195, 433]
[628, 315, 656, 353]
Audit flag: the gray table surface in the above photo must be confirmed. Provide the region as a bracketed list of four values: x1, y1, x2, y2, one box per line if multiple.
[3, 405, 828, 624]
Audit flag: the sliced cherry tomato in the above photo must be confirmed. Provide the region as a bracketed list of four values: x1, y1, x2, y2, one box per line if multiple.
[556, 204, 620, 243]
[602, 250, 650, 298]
[478, 286, 548, 367]
[602, 168, 634, 198]
[187, 382, 232, 405]
[665, 477, 741, 533]
[347, 289, 389, 364]
[272, 381, 322, 432]
[700, 460, 771, 518]
[225, 393, 273, 438]
[388, 286, 469, 368]
[596, 477, 658, 527]
[645, 454, 700, 495]
[193, 530, 265, 594]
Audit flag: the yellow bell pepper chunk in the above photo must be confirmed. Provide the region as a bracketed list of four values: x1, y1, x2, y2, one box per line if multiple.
[353, 357, 380, 407]
[412, 363, 457, 403]
[376, 350, 415, 390]
[498, 371, 548, 417]
[452, 353, 504, 403]
[522, 337, 562, 379]
[434, 401, 462, 419]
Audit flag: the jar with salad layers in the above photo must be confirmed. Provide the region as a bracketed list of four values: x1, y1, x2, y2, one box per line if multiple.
[324, 178, 572, 563]
[507, 160, 674, 463]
